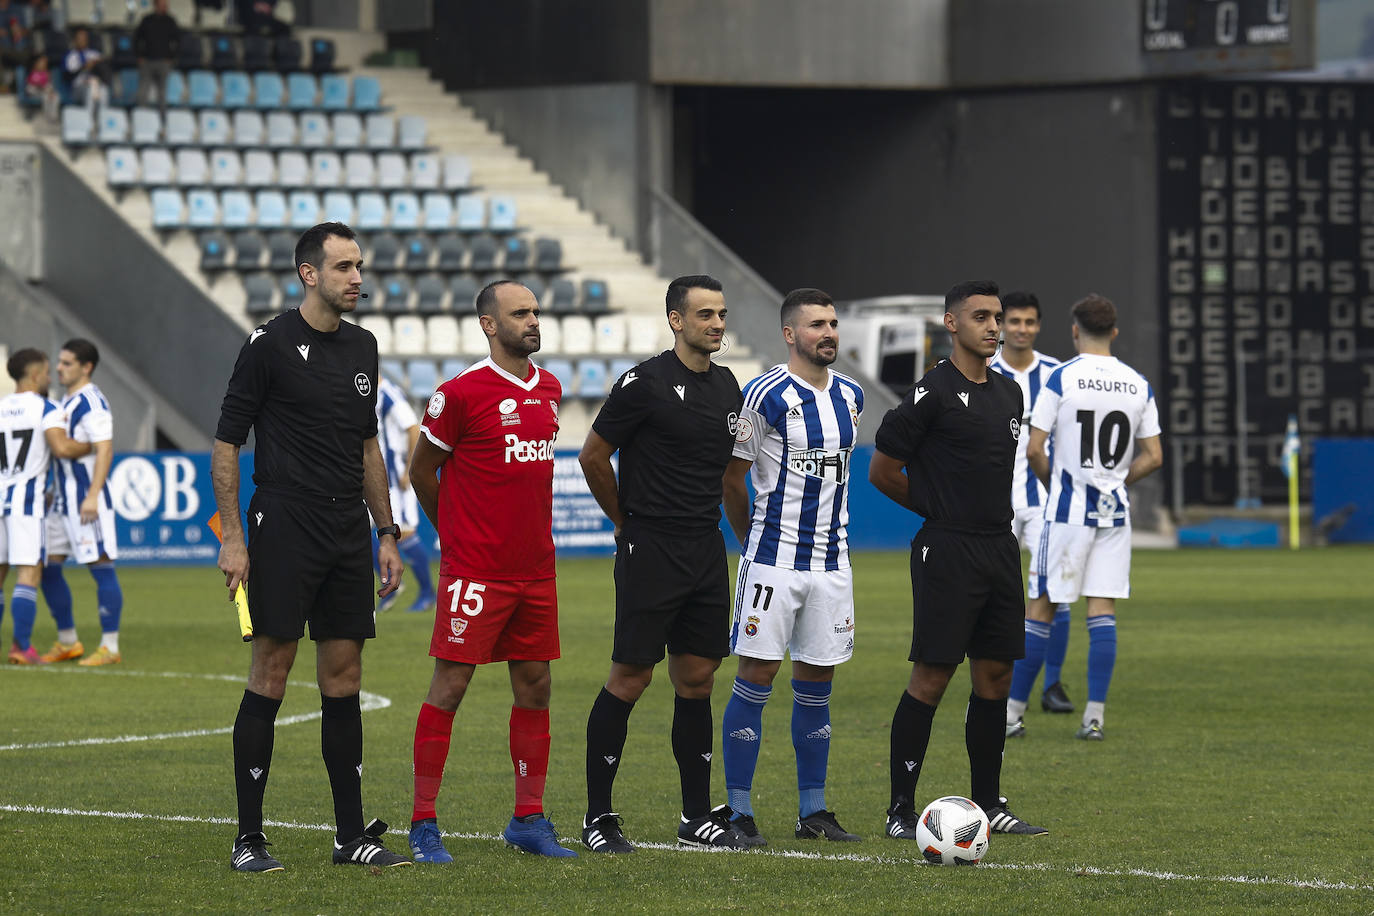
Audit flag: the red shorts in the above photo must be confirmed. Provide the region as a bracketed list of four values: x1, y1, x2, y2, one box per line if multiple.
[429, 574, 560, 664]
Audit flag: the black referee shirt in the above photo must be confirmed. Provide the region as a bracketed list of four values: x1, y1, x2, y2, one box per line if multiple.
[216, 308, 379, 502]
[873, 359, 1022, 532]
[593, 349, 743, 531]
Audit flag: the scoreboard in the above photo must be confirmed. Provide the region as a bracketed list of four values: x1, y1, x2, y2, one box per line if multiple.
[1142, 0, 1310, 76]
[1158, 82, 1374, 505]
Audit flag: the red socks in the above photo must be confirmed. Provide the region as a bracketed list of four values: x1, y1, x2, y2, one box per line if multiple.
[411, 702, 455, 823]
[510, 706, 550, 818]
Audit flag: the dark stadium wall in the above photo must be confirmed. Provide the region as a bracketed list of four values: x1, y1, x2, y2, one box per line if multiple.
[39, 148, 246, 448]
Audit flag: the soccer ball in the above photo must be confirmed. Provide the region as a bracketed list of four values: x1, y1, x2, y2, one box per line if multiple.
[914, 796, 990, 866]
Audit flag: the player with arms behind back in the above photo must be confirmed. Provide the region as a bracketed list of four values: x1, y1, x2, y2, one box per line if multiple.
[373, 374, 435, 613]
[988, 291, 1075, 734]
[869, 280, 1048, 840]
[1025, 294, 1162, 741]
[405, 280, 576, 862]
[0, 349, 88, 664]
[720, 288, 864, 845]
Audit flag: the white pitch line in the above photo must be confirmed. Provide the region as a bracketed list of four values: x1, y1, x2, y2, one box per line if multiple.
[0, 803, 1369, 894]
[0, 669, 390, 753]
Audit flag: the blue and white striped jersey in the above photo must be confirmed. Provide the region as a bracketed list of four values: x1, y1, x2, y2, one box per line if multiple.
[0, 392, 64, 517]
[1030, 355, 1161, 527]
[733, 365, 864, 571]
[376, 376, 419, 489]
[990, 350, 1061, 510]
[53, 383, 114, 518]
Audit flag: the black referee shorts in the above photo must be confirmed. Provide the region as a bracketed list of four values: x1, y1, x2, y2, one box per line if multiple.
[908, 524, 1024, 665]
[611, 520, 730, 665]
[245, 490, 376, 642]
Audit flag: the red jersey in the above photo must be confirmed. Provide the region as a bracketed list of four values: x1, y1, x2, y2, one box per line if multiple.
[420, 358, 561, 581]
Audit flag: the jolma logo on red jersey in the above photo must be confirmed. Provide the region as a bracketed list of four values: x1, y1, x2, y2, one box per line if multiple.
[504, 434, 555, 463]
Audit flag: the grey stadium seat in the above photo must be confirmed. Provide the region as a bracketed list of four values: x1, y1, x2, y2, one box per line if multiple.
[369, 231, 402, 271]
[468, 234, 499, 273]
[435, 233, 466, 272]
[266, 230, 296, 271]
[233, 230, 268, 269]
[243, 272, 277, 314]
[415, 274, 446, 314]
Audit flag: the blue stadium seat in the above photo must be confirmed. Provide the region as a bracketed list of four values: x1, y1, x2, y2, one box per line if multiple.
[422, 192, 453, 230]
[221, 190, 253, 229]
[440, 358, 469, 381]
[365, 113, 395, 149]
[97, 108, 129, 145]
[265, 111, 296, 147]
[105, 147, 139, 189]
[174, 148, 209, 186]
[397, 116, 427, 150]
[289, 191, 320, 228]
[243, 150, 274, 186]
[575, 359, 610, 397]
[187, 70, 218, 108]
[503, 236, 530, 271]
[232, 110, 264, 147]
[356, 192, 387, 231]
[379, 359, 407, 387]
[542, 359, 575, 391]
[456, 195, 485, 232]
[407, 359, 438, 400]
[200, 230, 230, 271]
[376, 152, 407, 189]
[187, 189, 220, 228]
[131, 107, 161, 145]
[198, 109, 231, 146]
[150, 188, 184, 228]
[298, 112, 329, 148]
[113, 69, 139, 107]
[210, 149, 242, 186]
[311, 151, 342, 187]
[489, 196, 518, 232]
[164, 109, 196, 145]
[277, 150, 309, 187]
[442, 154, 472, 190]
[287, 72, 318, 110]
[139, 147, 174, 186]
[582, 279, 610, 315]
[332, 112, 363, 149]
[243, 272, 277, 314]
[220, 71, 251, 109]
[320, 74, 349, 110]
[323, 190, 354, 224]
[343, 150, 374, 187]
[255, 190, 287, 228]
[389, 193, 421, 231]
[410, 153, 440, 190]
[608, 358, 637, 382]
[234, 230, 267, 269]
[164, 70, 187, 107]
[352, 76, 382, 112]
[279, 271, 304, 305]
[253, 72, 285, 109]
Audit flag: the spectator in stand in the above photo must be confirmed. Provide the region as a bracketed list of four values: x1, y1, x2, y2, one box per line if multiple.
[134, 0, 179, 110]
[27, 54, 57, 120]
[235, 0, 290, 37]
[64, 28, 108, 114]
[30, 0, 60, 33]
[0, 20, 33, 93]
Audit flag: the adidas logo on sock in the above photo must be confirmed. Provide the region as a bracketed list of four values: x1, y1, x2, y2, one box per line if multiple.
[805, 725, 832, 741]
[249, 767, 264, 781]
[729, 727, 759, 742]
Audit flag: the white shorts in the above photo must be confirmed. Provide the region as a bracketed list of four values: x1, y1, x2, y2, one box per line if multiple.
[391, 485, 419, 532]
[46, 505, 118, 564]
[1010, 505, 1044, 549]
[730, 559, 854, 666]
[1040, 522, 1131, 603]
[0, 513, 45, 567]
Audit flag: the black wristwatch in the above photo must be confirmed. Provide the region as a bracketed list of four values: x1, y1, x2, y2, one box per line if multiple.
[375, 524, 401, 540]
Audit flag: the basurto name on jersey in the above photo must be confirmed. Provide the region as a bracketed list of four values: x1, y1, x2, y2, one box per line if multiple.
[1078, 378, 1139, 395]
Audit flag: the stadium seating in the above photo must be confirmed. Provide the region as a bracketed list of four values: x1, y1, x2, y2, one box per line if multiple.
[166, 109, 196, 145]
[288, 190, 320, 228]
[594, 315, 628, 354]
[468, 234, 499, 272]
[547, 278, 576, 314]
[352, 76, 382, 112]
[274, 36, 303, 73]
[489, 196, 518, 232]
[436, 233, 467, 271]
[221, 71, 252, 108]
[309, 38, 337, 74]
[234, 230, 267, 269]
[131, 107, 161, 144]
[266, 231, 295, 270]
[415, 275, 447, 314]
[222, 190, 252, 228]
[407, 359, 438, 399]
[199, 231, 230, 271]
[255, 190, 287, 228]
[534, 238, 563, 272]
[410, 153, 440, 190]
[370, 231, 401, 270]
[458, 316, 487, 355]
[503, 236, 530, 271]
[187, 189, 220, 228]
[449, 275, 478, 309]
[233, 110, 265, 146]
[542, 358, 574, 391]
[287, 73, 318, 110]
[582, 279, 610, 314]
[61, 107, 93, 146]
[243, 272, 276, 314]
[393, 315, 426, 355]
[323, 189, 354, 224]
[175, 148, 208, 185]
[277, 150, 308, 186]
[560, 316, 594, 355]
[141, 147, 174, 185]
[253, 72, 284, 109]
[199, 109, 230, 145]
[208, 32, 239, 71]
[402, 234, 434, 271]
[382, 274, 414, 313]
[440, 358, 469, 381]
[187, 70, 217, 108]
[243, 36, 273, 73]
[539, 314, 563, 353]
[106, 147, 139, 189]
[151, 188, 183, 228]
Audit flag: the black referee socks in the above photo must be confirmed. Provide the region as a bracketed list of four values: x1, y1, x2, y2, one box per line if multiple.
[965, 692, 1008, 812]
[321, 692, 364, 843]
[889, 690, 936, 811]
[585, 687, 635, 819]
[671, 695, 713, 820]
[233, 689, 282, 837]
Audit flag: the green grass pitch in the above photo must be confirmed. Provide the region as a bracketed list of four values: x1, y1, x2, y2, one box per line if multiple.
[2, 547, 1372, 914]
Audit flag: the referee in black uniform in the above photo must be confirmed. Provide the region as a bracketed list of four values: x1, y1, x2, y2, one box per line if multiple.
[578, 275, 748, 853]
[212, 222, 412, 871]
[869, 280, 1048, 838]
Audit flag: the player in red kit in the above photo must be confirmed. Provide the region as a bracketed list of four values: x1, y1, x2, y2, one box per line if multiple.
[405, 280, 577, 860]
